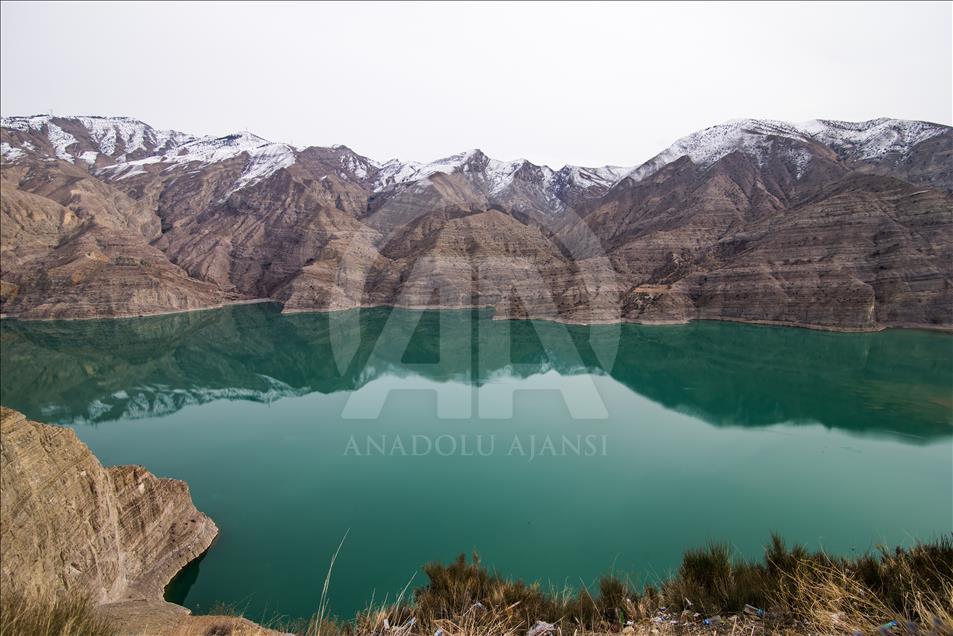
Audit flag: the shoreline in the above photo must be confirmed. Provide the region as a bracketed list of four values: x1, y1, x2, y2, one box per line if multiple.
[0, 297, 276, 323]
[2, 298, 951, 334]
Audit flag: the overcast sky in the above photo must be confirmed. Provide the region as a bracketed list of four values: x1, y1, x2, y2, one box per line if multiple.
[1, 2, 950, 167]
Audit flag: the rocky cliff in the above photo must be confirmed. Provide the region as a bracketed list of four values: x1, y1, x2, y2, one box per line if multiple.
[0, 406, 279, 635]
[2, 115, 950, 330]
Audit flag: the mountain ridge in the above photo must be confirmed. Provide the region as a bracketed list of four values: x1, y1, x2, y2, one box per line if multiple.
[2, 114, 950, 329]
[1, 114, 638, 194]
[7, 114, 946, 192]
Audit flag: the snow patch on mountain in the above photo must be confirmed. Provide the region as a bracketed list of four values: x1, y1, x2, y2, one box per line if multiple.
[227, 135, 297, 192]
[96, 131, 295, 193]
[78, 151, 99, 166]
[3, 115, 80, 161]
[72, 115, 191, 156]
[336, 149, 377, 180]
[373, 149, 485, 189]
[624, 119, 808, 183]
[46, 122, 78, 161]
[485, 158, 548, 195]
[372, 149, 631, 203]
[797, 118, 945, 161]
[373, 158, 418, 187]
[4, 114, 945, 203]
[1, 115, 51, 133]
[624, 118, 947, 184]
[2, 115, 80, 161]
[1, 114, 193, 163]
[76, 116, 146, 155]
[170, 132, 286, 165]
[561, 165, 631, 189]
[1, 142, 25, 162]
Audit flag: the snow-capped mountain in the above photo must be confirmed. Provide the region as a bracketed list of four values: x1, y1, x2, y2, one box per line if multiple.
[1, 113, 950, 330]
[374, 149, 629, 196]
[623, 118, 948, 183]
[1, 114, 192, 164]
[797, 118, 947, 161]
[369, 148, 634, 217]
[96, 131, 297, 194]
[5, 114, 947, 208]
[1, 115, 635, 204]
[373, 149, 544, 193]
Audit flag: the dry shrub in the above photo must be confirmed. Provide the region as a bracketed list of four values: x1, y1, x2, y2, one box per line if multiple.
[0, 590, 117, 636]
[337, 535, 952, 635]
[771, 536, 953, 634]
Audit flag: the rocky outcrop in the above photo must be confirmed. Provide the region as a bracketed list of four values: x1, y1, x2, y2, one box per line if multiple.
[0, 406, 281, 635]
[98, 600, 282, 636]
[2, 115, 950, 330]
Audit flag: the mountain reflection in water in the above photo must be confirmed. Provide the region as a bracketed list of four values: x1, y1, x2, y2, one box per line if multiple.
[1, 303, 950, 441]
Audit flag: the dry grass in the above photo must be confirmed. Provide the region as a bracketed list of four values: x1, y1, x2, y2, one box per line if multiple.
[0, 591, 117, 636]
[2, 534, 948, 635]
[770, 537, 953, 634]
[301, 534, 953, 636]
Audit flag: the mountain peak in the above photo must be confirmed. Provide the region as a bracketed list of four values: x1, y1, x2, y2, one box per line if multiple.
[3, 113, 948, 206]
[624, 117, 949, 183]
[81, 126, 295, 193]
[1, 114, 192, 162]
[794, 118, 947, 161]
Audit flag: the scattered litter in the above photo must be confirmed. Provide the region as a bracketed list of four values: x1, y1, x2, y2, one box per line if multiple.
[526, 621, 557, 636]
[395, 617, 415, 634]
[743, 604, 765, 618]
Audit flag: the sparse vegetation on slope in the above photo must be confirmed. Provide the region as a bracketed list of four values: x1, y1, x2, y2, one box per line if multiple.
[0, 592, 117, 636]
[2, 534, 950, 635]
[251, 534, 953, 635]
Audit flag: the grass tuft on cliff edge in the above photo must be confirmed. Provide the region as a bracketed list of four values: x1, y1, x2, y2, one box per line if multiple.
[0, 592, 117, 636]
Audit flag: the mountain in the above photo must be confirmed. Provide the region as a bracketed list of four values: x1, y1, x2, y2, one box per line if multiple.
[1, 114, 950, 330]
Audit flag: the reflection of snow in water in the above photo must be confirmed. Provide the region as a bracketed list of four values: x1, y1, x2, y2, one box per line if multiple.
[47, 374, 313, 424]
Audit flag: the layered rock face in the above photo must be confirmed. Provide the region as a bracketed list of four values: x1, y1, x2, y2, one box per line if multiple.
[0, 407, 217, 603]
[0, 406, 280, 635]
[1, 115, 950, 330]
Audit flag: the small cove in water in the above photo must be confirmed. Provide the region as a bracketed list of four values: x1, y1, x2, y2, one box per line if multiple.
[1, 304, 951, 621]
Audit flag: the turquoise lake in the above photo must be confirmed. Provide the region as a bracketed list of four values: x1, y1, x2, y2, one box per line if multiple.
[1, 304, 951, 622]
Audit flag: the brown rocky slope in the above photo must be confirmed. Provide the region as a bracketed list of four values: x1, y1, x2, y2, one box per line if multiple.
[0, 406, 280, 635]
[1, 115, 950, 330]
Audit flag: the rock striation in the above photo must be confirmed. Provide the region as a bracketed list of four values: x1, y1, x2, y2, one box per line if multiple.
[0, 406, 280, 635]
[2, 115, 950, 330]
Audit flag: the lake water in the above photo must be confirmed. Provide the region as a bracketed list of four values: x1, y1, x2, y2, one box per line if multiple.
[1, 304, 951, 622]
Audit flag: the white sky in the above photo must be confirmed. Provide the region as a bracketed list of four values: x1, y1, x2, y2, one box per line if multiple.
[1, 1, 950, 168]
